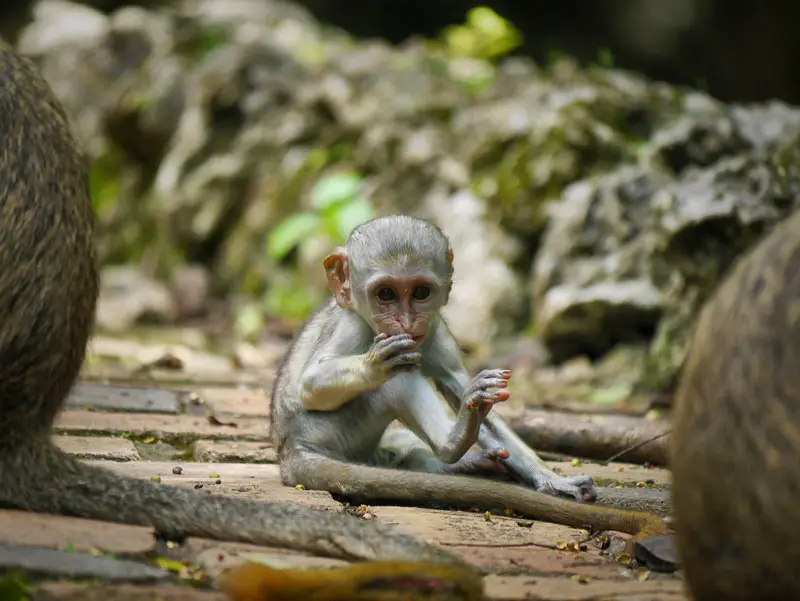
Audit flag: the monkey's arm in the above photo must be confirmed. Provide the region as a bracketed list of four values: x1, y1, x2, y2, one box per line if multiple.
[389, 372, 499, 464]
[424, 323, 596, 502]
[299, 320, 421, 411]
[299, 354, 383, 411]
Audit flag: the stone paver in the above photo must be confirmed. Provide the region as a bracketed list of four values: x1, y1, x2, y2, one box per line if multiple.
[10, 335, 687, 600]
[484, 574, 686, 600]
[194, 387, 271, 418]
[0, 545, 169, 582]
[54, 435, 141, 461]
[88, 460, 342, 511]
[55, 411, 269, 441]
[81, 363, 260, 387]
[36, 583, 227, 601]
[193, 440, 277, 463]
[551, 459, 671, 488]
[0, 511, 157, 555]
[67, 382, 182, 414]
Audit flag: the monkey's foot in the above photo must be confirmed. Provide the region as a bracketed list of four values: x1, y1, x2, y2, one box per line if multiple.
[439, 448, 512, 479]
[536, 473, 597, 503]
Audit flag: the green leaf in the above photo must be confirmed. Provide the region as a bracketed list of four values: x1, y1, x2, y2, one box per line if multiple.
[332, 197, 375, 241]
[0, 575, 33, 601]
[234, 303, 264, 340]
[264, 280, 319, 322]
[468, 7, 511, 38]
[588, 385, 631, 405]
[153, 557, 187, 573]
[267, 212, 321, 261]
[311, 172, 364, 210]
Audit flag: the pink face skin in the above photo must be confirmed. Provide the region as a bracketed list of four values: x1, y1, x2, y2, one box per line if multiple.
[368, 274, 439, 348]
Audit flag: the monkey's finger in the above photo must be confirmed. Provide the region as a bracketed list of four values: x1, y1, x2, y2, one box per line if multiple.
[490, 390, 510, 403]
[375, 336, 417, 359]
[476, 368, 512, 379]
[464, 390, 498, 410]
[465, 389, 496, 402]
[485, 447, 510, 461]
[468, 390, 510, 411]
[472, 377, 510, 390]
[384, 333, 415, 341]
[386, 352, 423, 368]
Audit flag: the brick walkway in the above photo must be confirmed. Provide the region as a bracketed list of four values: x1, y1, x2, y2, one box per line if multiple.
[1, 335, 687, 600]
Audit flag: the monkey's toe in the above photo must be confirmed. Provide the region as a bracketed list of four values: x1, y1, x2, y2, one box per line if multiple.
[565, 475, 598, 502]
[538, 474, 597, 503]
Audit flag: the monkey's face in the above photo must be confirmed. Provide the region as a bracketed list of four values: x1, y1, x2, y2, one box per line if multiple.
[359, 272, 446, 347]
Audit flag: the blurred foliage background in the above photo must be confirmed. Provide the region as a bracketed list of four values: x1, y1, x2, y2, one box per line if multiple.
[3, 0, 798, 103]
[5, 0, 800, 408]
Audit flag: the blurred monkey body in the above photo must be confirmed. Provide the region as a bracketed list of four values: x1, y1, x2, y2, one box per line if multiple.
[0, 41, 459, 565]
[671, 208, 800, 600]
[271, 216, 669, 538]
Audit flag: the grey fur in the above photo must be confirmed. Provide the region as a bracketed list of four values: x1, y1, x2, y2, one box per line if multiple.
[271, 215, 601, 524]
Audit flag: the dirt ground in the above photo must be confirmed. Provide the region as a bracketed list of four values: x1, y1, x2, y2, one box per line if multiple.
[0, 333, 688, 601]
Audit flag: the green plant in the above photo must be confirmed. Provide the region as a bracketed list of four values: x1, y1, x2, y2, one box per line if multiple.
[0, 575, 34, 601]
[238, 171, 375, 332]
[440, 7, 523, 62]
[267, 171, 374, 262]
[89, 145, 125, 217]
[596, 47, 615, 68]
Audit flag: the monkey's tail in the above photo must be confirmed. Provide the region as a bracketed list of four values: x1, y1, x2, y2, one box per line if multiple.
[284, 452, 668, 538]
[0, 440, 459, 564]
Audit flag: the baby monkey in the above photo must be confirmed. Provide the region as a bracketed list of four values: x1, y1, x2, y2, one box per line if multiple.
[271, 215, 598, 516]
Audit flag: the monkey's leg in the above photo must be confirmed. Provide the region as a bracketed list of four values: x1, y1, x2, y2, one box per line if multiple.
[388, 372, 503, 465]
[478, 415, 597, 502]
[280, 447, 667, 538]
[0, 434, 457, 564]
[376, 427, 512, 480]
[433, 371, 596, 502]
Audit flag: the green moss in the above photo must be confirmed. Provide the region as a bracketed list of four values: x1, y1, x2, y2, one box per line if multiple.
[89, 145, 125, 218]
[0, 574, 35, 601]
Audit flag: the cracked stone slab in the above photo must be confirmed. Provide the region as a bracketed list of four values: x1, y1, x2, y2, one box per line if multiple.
[0, 545, 169, 582]
[193, 387, 270, 418]
[66, 382, 182, 414]
[54, 411, 269, 442]
[593, 486, 672, 516]
[193, 440, 276, 463]
[484, 574, 687, 600]
[549, 460, 671, 488]
[34, 582, 226, 601]
[79, 363, 259, 387]
[87, 461, 341, 511]
[0, 511, 158, 555]
[54, 435, 141, 461]
[372, 506, 639, 578]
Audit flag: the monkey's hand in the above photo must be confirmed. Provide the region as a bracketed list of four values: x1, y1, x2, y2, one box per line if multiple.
[461, 369, 511, 417]
[365, 333, 423, 381]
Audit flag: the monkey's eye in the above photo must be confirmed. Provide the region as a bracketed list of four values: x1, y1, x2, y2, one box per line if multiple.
[377, 287, 397, 302]
[412, 286, 431, 301]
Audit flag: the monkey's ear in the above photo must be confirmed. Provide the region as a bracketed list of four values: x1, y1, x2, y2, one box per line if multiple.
[446, 245, 454, 279]
[323, 248, 352, 308]
[444, 244, 455, 304]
